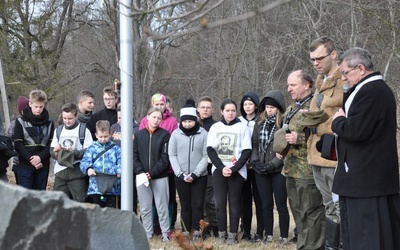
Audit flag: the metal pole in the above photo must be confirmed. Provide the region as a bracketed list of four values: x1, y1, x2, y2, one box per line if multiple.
[119, 0, 133, 211]
[0, 56, 10, 132]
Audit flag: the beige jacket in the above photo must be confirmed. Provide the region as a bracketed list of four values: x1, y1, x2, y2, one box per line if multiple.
[307, 68, 345, 167]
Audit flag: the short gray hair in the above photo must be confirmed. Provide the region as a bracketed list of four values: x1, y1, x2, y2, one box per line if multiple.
[339, 47, 374, 71]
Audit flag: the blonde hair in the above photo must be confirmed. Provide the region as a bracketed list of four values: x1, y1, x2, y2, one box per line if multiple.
[29, 89, 47, 103]
[96, 120, 110, 133]
[147, 107, 163, 117]
[258, 109, 283, 127]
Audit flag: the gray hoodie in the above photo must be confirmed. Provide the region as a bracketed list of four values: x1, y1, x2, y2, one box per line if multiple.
[168, 127, 209, 178]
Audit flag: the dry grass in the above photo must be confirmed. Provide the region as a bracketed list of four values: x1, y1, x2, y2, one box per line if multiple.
[6, 164, 296, 250]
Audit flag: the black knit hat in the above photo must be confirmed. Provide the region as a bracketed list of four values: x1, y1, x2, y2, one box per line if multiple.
[180, 99, 197, 122]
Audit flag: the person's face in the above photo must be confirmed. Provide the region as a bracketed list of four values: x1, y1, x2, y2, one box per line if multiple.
[153, 101, 166, 113]
[182, 120, 195, 129]
[117, 111, 122, 125]
[103, 93, 117, 109]
[29, 101, 45, 116]
[310, 45, 337, 76]
[287, 72, 310, 101]
[340, 61, 362, 87]
[147, 111, 163, 130]
[243, 100, 256, 116]
[221, 104, 237, 123]
[265, 105, 278, 116]
[197, 101, 213, 119]
[96, 130, 111, 144]
[62, 111, 78, 128]
[79, 96, 94, 113]
[221, 137, 230, 151]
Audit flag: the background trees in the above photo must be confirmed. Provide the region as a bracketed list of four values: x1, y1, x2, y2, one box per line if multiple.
[1, 0, 399, 122]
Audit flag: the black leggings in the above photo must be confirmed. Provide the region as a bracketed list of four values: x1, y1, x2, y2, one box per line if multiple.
[241, 168, 264, 235]
[91, 194, 119, 208]
[175, 175, 207, 231]
[213, 170, 244, 233]
[255, 172, 289, 237]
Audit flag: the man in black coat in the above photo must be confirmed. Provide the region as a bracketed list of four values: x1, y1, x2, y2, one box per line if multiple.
[332, 47, 400, 250]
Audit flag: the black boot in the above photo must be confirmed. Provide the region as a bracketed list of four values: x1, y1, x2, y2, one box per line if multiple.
[325, 219, 340, 250]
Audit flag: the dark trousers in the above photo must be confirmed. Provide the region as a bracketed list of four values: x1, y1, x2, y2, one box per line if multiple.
[18, 166, 49, 190]
[175, 175, 207, 231]
[203, 174, 217, 227]
[213, 170, 244, 233]
[255, 172, 289, 237]
[339, 194, 400, 250]
[241, 169, 264, 235]
[91, 194, 119, 208]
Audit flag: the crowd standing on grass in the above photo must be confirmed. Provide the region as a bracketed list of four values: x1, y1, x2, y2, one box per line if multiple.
[3, 39, 400, 249]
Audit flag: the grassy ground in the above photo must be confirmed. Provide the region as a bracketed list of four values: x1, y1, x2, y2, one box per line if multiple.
[6, 165, 296, 250]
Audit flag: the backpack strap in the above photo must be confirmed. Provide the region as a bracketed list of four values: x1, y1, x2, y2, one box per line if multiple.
[92, 143, 117, 165]
[56, 124, 86, 146]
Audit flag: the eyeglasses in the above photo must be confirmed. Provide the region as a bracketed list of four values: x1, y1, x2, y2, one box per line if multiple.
[310, 52, 332, 63]
[199, 106, 212, 110]
[104, 97, 116, 102]
[341, 66, 357, 76]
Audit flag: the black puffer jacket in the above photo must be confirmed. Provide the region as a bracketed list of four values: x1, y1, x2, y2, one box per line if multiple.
[133, 127, 170, 179]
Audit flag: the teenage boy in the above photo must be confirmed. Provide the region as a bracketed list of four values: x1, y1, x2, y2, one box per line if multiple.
[87, 87, 118, 140]
[14, 90, 54, 190]
[197, 96, 218, 238]
[77, 90, 95, 124]
[51, 103, 93, 202]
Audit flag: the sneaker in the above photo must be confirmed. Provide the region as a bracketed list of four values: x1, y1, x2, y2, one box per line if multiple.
[289, 235, 297, 243]
[161, 235, 169, 242]
[263, 235, 273, 244]
[217, 231, 226, 244]
[202, 227, 211, 240]
[252, 234, 263, 242]
[192, 230, 202, 242]
[226, 232, 238, 245]
[241, 233, 252, 241]
[278, 237, 289, 245]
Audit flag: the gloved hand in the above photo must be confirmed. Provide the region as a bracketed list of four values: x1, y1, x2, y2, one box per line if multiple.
[252, 161, 269, 175]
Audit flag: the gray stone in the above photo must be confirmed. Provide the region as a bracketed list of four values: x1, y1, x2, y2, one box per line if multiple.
[0, 181, 149, 250]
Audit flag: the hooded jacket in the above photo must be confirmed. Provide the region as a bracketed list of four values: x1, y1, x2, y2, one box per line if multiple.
[139, 109, 178, 134]
[251, 90, 286, 173]
[168, 126, 208, 178]
[239, 92, 260, 137]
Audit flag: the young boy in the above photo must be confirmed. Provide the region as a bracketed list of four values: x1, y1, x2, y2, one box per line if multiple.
[87, 87, 118, 140]
[13, 90, 54, 190]
[80, 120, 121, 208]
[50, 103, 93, 202]
[110, 107, 139, 147]
[76, 90, 95, 124]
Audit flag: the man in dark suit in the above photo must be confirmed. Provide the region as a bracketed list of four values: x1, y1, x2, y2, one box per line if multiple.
[332, 47, 400, 250]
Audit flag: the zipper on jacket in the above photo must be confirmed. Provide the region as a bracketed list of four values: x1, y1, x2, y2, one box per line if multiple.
[148, 133, 152, 172]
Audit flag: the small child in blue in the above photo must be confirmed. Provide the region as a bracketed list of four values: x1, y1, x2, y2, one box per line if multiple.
[80, 120, 121, 208]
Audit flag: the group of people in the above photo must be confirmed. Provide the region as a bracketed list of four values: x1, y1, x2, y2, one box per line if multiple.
[2, 36, 400, 250]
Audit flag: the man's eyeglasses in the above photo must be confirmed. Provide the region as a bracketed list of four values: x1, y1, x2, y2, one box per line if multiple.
[341, 66, 357, 77]
[199, 106, 212, 110]
[104, 98, 116, 102]
[310, 52, 332, 63]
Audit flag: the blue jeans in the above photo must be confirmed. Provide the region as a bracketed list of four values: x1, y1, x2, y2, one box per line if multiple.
[18, 167, 49, 190]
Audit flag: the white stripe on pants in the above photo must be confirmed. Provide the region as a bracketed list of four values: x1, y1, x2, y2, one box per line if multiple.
[137, 177, 169, 238]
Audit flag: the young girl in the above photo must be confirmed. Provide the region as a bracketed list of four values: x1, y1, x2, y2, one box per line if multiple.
[207, 99, 252, 245]
[238, 92, 263, 241]
[168, 99, 208, 241]
[251, 90, 290, 245]
[133, 107, 170, 242]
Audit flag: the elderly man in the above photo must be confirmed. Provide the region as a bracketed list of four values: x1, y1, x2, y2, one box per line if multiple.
[283, 69, 325, 250]
[332, 47, 400, 250]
